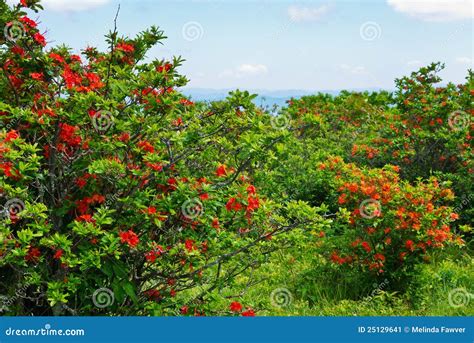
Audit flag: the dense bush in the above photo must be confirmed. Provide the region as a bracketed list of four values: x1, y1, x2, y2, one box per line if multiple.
[0, 0, 472, 316]
[315, 157, 463, 281]
[0, 0, 318, 316]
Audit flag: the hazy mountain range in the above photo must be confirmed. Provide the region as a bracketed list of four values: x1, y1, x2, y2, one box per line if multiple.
[181, 88, 387, 108]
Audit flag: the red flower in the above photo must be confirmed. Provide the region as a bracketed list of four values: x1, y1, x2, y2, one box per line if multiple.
[20, 0, 28, 7]
[184, 239, 195, 252]
[119, 230, 140, 248]
[11, 45, 25, 56]
[241, 309, 255, 317]
[157, 63, 173, 73]
[246, 185, 257, 194]
[90, 194, 105, 204]
[330, 251, 344, 265]
[19, 16, 37, 28]
[116, 42, 135, 53]
[49, 52, 65, 64]
[145, 246, 163, 263]
[226, 197, 243, 212]
[361, 241, 371, 253]
[144, 289, 160, 301]
[33, 32, 46, 47]
[405, 240, 415, 252]
[215, 165, 227, 177]
[230, 301, 243, 312]
[25, 247, 41, 262]
[53, 249, 63, 260]
[374, 253, 385, 261]
[59, 123, 81, 147]
[76, 214, 95, 223]
[450, 213, 459, 220]
[30, 72, 43, 81]
[199, 193, 209, 201]
[4, 130, 19, 142]
[118, 132, 130, 142]
[63, 66, 82, 89]
[212, 218, 220, 229]
[144, 206, 157, 215]
[346, 183, 358, 193]
[1, 162, 15, 178]
[85, 72, 104, 89]
[180, 306, 189, 315]
[246, 196, 259, 212]
[172, 117, 183, 126]
[138, 140, 155, 153]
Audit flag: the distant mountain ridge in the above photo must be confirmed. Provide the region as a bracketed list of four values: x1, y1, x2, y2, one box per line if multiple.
[180, 87, 388, 108]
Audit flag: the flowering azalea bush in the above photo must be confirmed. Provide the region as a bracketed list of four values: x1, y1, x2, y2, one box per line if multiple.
[0, 0, 315, 316]
[349, 63, 473, 225]
[0, 0, 471, 318]
[315, 157, 464, 280]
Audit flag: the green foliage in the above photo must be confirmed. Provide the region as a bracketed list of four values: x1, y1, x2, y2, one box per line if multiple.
[0, 0, 472, 317]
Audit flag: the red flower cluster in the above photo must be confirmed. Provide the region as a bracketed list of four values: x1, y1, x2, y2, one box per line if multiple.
[319, 158, 461, 275]
[25, 247, 41, 262]
[229, 301, 255, 316]
[75, 194, 105, 214]
[145, 245, 164, 263]
[119, 230, 140, 248]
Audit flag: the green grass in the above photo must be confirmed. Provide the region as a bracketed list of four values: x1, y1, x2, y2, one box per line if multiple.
[215, 241, 474, 316]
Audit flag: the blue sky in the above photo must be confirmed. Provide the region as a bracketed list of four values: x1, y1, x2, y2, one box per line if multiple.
[10, 0, 473, 90]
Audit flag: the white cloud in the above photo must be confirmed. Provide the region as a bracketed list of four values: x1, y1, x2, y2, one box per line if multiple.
[236, 64, 268, 75]
[387, 0, 473, 21]
[42, 0, 111, 12]
[219, 64, 268, 78]
[287, 5, 330, 22]
[455, 56, 473, 64]
[338, 64, 367, 75]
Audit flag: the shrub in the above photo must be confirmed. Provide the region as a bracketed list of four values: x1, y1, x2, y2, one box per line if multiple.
[0, 0, 303, 315]
[315, 157, 465, 285]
